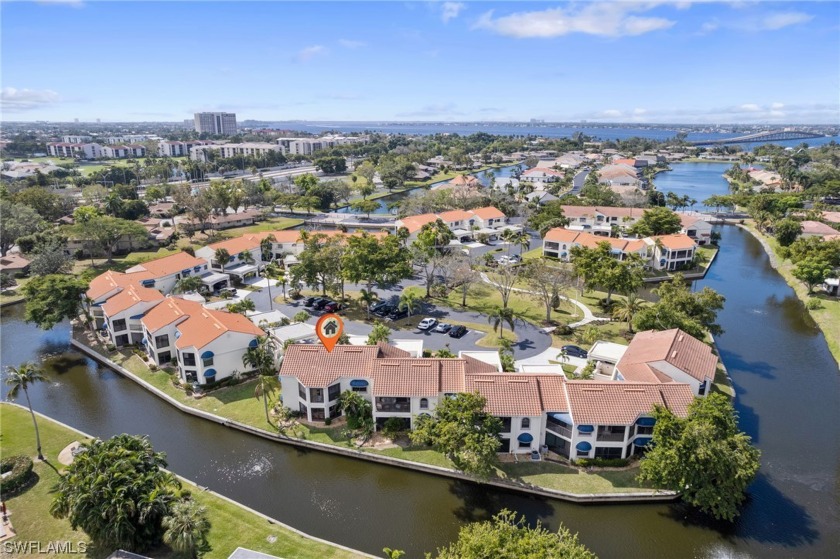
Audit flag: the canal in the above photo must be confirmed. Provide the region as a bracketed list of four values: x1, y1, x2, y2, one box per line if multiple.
[2, 224, 838, 558]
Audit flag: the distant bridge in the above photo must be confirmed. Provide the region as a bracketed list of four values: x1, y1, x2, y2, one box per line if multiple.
[690, 130, 826, 146]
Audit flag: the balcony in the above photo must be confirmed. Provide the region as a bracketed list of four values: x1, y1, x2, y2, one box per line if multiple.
[596, 427, 627, 442]
[376, 398, 411, 413]
[546, 418, 572, 439]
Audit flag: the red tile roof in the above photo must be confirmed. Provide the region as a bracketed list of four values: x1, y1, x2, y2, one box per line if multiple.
[566, 381, 693, 425]
[126, 251, 207, 278]
[87, 270, 154, 301]
[616, 329, 717, 384]
[801, 220, 837, 236]
[101, 284, 164, 316]
[470, 206, 506, 220]
[652, 234, 696, 250]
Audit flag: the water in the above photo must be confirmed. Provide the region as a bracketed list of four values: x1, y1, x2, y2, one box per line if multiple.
[3, 184, 840, 556]
[335, 164, 522, 215]
[654, 162, 734, 210]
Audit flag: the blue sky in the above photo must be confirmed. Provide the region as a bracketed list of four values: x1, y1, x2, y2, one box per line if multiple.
[2, 1, 838, 123]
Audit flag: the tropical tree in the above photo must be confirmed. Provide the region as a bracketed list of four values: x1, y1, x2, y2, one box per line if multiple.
[773, 218, 802, 247]
[0, 199, 44, 257]
[226, 298, 255, 314]
[487, 306, 517, 340]
[398, 290, 422, 317]
[524, 259, 574, 323]
[174, 276, 204, 294]
[4, 363, 47, 460]
[410, 392, 501, 478]
[338, 389, 373, 434]
[612, 293, 646, 333]
[214, 248, 230, 272]
[253, 373, 281, 425]
[366, 321, 391, 345]
[260, 234, 276, 262]
[627, 207, 682, 237]
[50, 434, 181, 552]
[430, 509, 596, 559]
[350, 199, 379, 218]
[792, 256, 835, 294]
[262, 261, 282, 309]
[162, 499, 211, 559]
[242, 335, 277, 376]
[359, 288, 378, 319]
[639, 393, 760, 521]
[293, 311, 310, 324]
[21, 275, 87, 330]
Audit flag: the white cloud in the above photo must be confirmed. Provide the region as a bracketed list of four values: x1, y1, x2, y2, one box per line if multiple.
[1, 87, 61, 112]
[296, 45, 328, 62]
[35, 0, 85, 7]
[756, 11, 813, 31]
[338, 39, 365, 49]
[440, 2, 466, 24]
[771, 102, 785, 110]
[473, 3, 675, 38]
[571, 102, 839, 124]
[601, 109, 624, 118]
[633, 108, 648, 116]
[739, 103, 761, 112]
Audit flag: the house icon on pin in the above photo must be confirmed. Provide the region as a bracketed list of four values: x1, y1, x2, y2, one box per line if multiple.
[323, 320, 338, 336]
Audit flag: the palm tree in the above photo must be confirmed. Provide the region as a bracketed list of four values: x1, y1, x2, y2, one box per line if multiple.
[214, 248, 230, 272]
[359, 288, 378, 319]
[242, 335, 278, 376]
[487, 306, 517, 341]
[398, 290, 422, 317]
[253, 373, 281, 425]
[262, 261, 282, 310]
[260, 235, 276, 263]
[514, 231, 531, 255]
[501, 228, 517, 255]
[5, 363, 47, 460]
[162, 499, 211, 558]
[612, 293, 646, 333]
[174, 275, 203, 294]
[240, 250, 256, 266]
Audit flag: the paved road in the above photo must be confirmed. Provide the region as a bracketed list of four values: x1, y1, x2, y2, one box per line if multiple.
[245, 274, 553, 359]
[570, 169, 589, 195]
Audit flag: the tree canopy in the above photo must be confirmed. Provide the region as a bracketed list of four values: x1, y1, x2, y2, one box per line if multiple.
[429, 509, 597, 559]
[0, 199, 44, 256]
[410, 392, 501, 478]
[638, 393, 760, 522]
[342, 233, 412, 294]
[50, 434, 189, 553]
[22, 274, 87, 330]
[571, 242, 645, 303]
[627, 207, 682, 237]
[634, 274, 725, 338]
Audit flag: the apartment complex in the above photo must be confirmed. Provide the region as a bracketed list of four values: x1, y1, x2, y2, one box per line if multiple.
[543, 228, 697, 271]
[189, 142, 282, 162]
[276, 135, 368, 156]
[395, 206, 516, 242]
[194, 112, 238, 136]
[158, 139, 215, 157]
[278, 343, 696, 458]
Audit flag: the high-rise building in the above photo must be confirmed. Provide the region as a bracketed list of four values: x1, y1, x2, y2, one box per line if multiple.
[194, 112, 237, 136]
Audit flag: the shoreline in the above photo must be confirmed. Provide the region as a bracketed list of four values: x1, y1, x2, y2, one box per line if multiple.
[737, 223, 840, 367]
[68, 334, 678, 505]
[0, 401, 375, 559]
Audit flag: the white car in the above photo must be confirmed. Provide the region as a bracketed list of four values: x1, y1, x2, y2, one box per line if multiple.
[417, 318, 438, 331]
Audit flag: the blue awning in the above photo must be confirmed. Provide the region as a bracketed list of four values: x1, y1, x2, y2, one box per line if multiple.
[576, 441, 592, 452]
[182, 269, 192, 274]
[228, 256, 235, 262]
[550, 412, 573, 423]
[350, 379, 368, 387]
[203, 368, 217, 378]
[635, 417, 656, 426]
[194, 266, 203, 272]
[248, 339, 259, 348]
[577, 425, 594, 433]
[634, 437, 652, 447]
[517, 433, 534, 443]
[201, 350, 214, 359]
[141, 279, 155, 286]
[141, 337, 147, 345]
[129, 313, 144, 320]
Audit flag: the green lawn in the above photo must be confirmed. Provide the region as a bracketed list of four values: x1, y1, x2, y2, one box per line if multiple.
[499, 461, 651, 494]
[217, 217, 304, 237]
[0, 404, 364, 559]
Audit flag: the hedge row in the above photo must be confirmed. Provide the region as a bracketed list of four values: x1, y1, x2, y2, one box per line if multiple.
[0, 455, 34, 494]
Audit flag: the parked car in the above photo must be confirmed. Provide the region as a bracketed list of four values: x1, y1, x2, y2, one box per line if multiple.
[219, 287, 237, 297]
[418, 318, 438, 331]
[312, 298, 331, 310]
[387, 308, 409, 321]
[434, 323, 452, 333]
[372, 304, 394, 317]
[303, 296, 317, 307]
[508, 254, 522, 264]
[448, 325, 468, 338]
[323, 301, 343, 313]
[497, 255, 510, 264]
[369, 301, 391, 314]
[561, 345, 588, 359]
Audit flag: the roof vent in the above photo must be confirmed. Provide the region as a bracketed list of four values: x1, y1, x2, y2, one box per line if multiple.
[624, 388, 647, 393]
[678, 334, 684, 342]
[671, 350, 678, 359]
[581, 387, 604, 392]
[507, 379, 529, 383]
[473, 379, 495, 383]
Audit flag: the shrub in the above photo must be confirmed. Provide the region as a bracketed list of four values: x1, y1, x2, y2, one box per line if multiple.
[806, 298, 823, 310]
[576, 457, 628, 468]
[324, 417, 332, 426]
[382, 417, 406, 438]
[554, 324, 573, 336]
[106, 344, 116, 352]
[149, 363, 159, 371]
[0, 455, 34, 494]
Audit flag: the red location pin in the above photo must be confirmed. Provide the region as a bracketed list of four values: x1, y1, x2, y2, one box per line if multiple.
[316, 313, 344, 352]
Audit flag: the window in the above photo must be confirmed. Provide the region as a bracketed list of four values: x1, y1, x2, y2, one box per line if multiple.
[155, 334, 169, 348]
[518, 438, 532, 449]
[698, 381, 707, 396]
[202, 356, 214, 367]
[419, 398, 428, 410]
[182, 353, 196, 367]
[184, 370, 197, 383]
[576, 449, 590, 458]
[298, 382, 307, 400]
[499, 417, 512, 433]
[636, 425, 654, 436]
[328, 383, 341, 402]
[521, 418, 530, 430]
[112, 319, 127, 332]
[595, 447, 623, 460]
[299, 403, 308, 416]
[158, 351, 171, 364]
